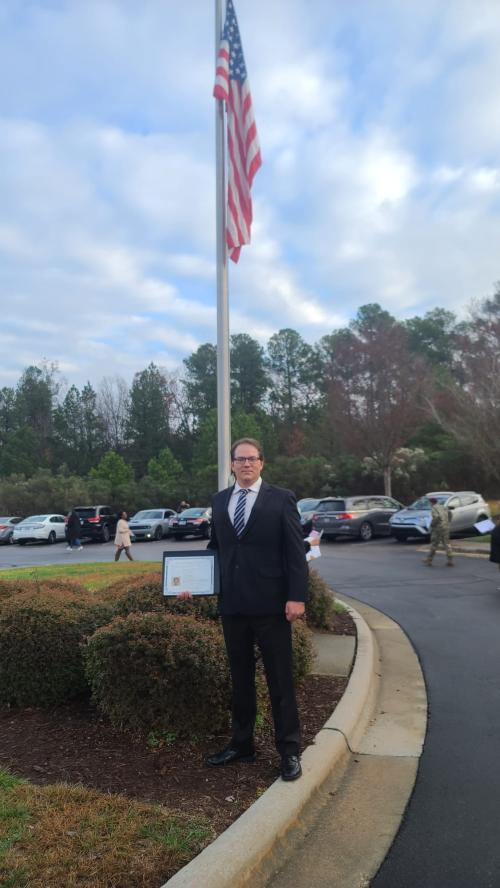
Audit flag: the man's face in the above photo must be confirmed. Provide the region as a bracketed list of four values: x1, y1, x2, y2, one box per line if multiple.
[231, 443, 263, 488]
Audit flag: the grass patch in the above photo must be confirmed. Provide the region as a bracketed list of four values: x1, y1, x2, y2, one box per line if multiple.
[0, 771, 213, 887]
[0, 562, 161, 592]
[0, 769, 30, 881]
[460, 535, 490, 545]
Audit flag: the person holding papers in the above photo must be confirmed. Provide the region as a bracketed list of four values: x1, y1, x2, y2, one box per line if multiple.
[204, 438, 308, 782]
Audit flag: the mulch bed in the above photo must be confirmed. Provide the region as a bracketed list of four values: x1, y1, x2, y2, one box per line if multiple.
[0, 613, 355, 837]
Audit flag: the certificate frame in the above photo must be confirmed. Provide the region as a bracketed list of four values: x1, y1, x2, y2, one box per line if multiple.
[162, 549, 220, 598]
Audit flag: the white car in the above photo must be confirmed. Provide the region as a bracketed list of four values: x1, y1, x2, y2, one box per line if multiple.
[12, 514, 67, 545]
[390, 491, 491, 541]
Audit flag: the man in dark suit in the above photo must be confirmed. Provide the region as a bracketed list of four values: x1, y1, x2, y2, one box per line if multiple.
[205, 437, 308, 781]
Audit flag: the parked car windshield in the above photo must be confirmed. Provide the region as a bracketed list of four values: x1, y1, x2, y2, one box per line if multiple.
[180, 508, 206, 517]
[297, 498, 320, 513]
[21, 515, 48, 523]
[408, 495, 449, 510]
[74, 508, 97, 517]
[132, 510, 163, 520]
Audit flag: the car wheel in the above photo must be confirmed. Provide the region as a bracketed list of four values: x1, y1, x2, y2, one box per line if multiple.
[394, 535, 408, 543]
[48, 531, 56, 545]
[18, 540, 26, 546]
[202, 525, 210, 539]
[101, 525, 111, 543]
[8, 532, 15, 545]
[153, 526, 163, 541]
[359, 522, 373, 542]
[174, 535, 182, 541]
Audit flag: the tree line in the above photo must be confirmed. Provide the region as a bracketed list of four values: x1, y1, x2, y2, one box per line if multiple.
[1, 286, 499, 515]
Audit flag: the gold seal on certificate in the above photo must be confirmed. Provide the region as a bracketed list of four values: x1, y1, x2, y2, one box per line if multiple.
[162, 550, 220, 597]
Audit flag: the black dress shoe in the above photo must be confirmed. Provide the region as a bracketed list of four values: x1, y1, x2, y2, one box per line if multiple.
[206, 746, 256, 767]
[281, 754, 302, 781]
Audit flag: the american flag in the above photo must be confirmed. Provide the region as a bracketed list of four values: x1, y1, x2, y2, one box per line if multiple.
[214, 0, 262, 263]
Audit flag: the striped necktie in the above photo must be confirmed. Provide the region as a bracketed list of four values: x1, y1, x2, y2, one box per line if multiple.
[233, 488, 248, 537]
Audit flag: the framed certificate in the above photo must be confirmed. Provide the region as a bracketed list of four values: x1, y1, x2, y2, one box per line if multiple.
[162, 550, 220, 597]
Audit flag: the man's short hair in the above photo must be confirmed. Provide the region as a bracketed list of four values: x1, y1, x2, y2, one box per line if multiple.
[428, 497, 437, 504]
[230, 437, 264, 461]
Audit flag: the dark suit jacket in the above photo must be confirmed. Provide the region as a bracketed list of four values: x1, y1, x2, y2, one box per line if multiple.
[208, 481, 309, 615]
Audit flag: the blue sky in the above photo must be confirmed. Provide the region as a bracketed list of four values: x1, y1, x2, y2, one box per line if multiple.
[1, 0, 499, 388]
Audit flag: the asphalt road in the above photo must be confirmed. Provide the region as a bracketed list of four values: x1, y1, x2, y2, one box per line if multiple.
[2, 534, 500, 886]
[316, 538, 500, 888]
[0, 535, 206, 569]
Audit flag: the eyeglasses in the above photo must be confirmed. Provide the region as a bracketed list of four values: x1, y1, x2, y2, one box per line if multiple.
[232, 456, 262, 464]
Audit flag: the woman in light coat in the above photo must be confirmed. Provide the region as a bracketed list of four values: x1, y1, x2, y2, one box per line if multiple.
[114, 511, 134, 561]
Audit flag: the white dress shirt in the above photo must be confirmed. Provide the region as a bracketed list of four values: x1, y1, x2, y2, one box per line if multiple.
[228, 477, 262, 529]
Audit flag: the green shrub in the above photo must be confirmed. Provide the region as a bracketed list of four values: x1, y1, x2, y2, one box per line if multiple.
[305, 568, 336, 630]
[163, 594, 219, 621]
[292, 619, 314, 682]
[0, 576, 87, 601]
[98, 573, 164, 616]
[0, 587, 113, 706]
[99, 573, 219, 621]
[0, 579, 17, 603]
[84, 612, 230, 737]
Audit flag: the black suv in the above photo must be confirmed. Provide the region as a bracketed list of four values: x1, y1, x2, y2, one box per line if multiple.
[73, 505, 118, 543]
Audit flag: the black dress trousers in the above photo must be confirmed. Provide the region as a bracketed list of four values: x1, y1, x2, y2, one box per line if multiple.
[221, 612, 300, 757]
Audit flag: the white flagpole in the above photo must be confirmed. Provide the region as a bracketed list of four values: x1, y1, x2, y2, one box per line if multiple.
[215, 0, 231, 490]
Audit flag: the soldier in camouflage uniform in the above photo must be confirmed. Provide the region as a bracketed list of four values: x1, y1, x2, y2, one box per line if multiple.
[423, 497, 453, 566]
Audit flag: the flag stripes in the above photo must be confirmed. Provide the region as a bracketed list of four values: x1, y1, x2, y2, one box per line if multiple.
[214, 0, 261, 263]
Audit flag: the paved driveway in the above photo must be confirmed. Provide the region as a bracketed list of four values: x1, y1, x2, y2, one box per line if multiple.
[317, 538, 500, 888]
[0, 536, 206, 570]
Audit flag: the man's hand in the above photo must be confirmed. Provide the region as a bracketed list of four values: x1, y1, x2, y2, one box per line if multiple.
[177, 591, 193, 600]
[285, 600, 305, 622]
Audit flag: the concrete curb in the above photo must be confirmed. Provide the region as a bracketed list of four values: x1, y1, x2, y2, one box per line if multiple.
[452, 545, 489, 556]
[419, 544, 489, 557]
[162, 601, 377, 888]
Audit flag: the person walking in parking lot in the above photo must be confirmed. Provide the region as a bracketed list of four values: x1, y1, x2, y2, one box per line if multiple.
[66, 509, 83, 551]
[114, 511, 134, 561]
[424, 496, 454, 567]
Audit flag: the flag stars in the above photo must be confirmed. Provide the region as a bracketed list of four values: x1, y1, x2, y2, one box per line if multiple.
[223, 3, 247, 80]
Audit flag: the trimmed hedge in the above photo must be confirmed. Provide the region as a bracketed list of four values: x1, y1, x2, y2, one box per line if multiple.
[98, 573, 219, 621]
[98, 573, 164, 617]
[0, 571, 315, 719]
[0, 576, 87, 601]
[84, 612, 230, 737]
[99, 570, 331, 630]
[306, 569, 336, 630]
[292, 619, 314, 682]
[0, 587, 114, 706]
